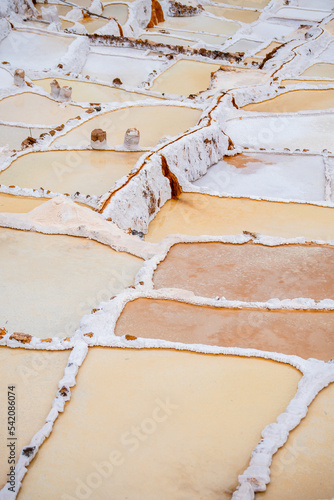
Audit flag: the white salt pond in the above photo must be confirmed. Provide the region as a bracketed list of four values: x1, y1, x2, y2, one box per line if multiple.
[193, 153, 326, 202]
[225, 113, 334, 152]
[139, 33, 195, 47]
[0, 227, 143, 338]
[0, 67, 13, 88]
[52, 105, 202, 148]
[0, 31, 74, 72]
[154, 15, 239, 36]
[82, 51, 165, 86]
[0, 124, 51, 150]
[0, 150, 144, 196]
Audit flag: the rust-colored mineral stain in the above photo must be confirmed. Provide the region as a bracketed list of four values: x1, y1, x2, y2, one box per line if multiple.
[17, 348, 301, 500]
[242, 89, 334, 113]
[256, 383, 334, 500]
[0, 348, 70, 489]
[115, 298, 334, 361]
[145, 193, 334, 242]
[223, 154, 273, 169]
[153, 242, 334, 302]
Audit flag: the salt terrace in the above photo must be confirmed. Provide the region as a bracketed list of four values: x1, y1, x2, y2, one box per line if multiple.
[0, 0, 333, 499]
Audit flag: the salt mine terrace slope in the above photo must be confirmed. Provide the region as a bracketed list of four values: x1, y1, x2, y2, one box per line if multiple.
[152, 242, 334, 302]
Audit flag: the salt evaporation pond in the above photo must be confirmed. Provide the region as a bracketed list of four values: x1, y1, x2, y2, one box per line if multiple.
[33, 78, 157, 104]
[243, 89, 334, 112]
[193, 153, 326, 202]
[0, 93, 86, 126]
[300, 62, 334, 79]
[0, 124, 51, 150]
[213, 0, 269, 7]
[226, 39, 262, 54]
[153, 242, 334, 301]
[103, 3, 129, 24]
[0, 150, 144, 196]
[150, 60, 221, 96]
[0, 67, 13, 88]
[146, 193, 334, 242]
[211, 66, 268, 91]
[224, 113, 334, 151]
[256, 383, 334, 500]
[0, 228, 143, 338]
[17, 348, 301, 500]
[203, 6, 260, 23]
[154, 14, 239, 36]
[52, 105, 202, 148]
[0, 193, 47, 213]
[82, 51, 165, 86]
[0, 31, 74, 72]
[116, 298, 334, 361]
[139, 33, 195, 46]
[147, 29, 228, 45]
[0, 348, 70, 489]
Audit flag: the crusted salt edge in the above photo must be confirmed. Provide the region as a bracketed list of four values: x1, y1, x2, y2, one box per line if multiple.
[0, 341, 88, 500]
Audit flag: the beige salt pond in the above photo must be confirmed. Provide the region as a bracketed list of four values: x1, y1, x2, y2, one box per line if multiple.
[52, 105, 202, 148]
[17, 348, 301, 500]
[154, 15, 239, 36]
[0, 193, 47, 213]
[145, 193, 334, 242]
[212, 0, 269, 7]
[300, 63, 334, 79]
[256, 382, 334, 500]
[226, 38, 262, 54]
[0, 150, 144, 196]
[79, 17, 109, 34]
[203, 6, 260, 23]
[115, 298, 334, 361]
[35, 3, 73, 17]
[102, 3, 128, 24]
[0, 347, 70, 489]
[153, 242, 334, 302]
[150, 60, 221, 96]
[33, 78, 156, 103]
[139, 33, 195, 47]
[0, 228, 143, 338]
[242, 89, 334, 112]
[0, 93, 86, 126]
[0, 124, 51, 150]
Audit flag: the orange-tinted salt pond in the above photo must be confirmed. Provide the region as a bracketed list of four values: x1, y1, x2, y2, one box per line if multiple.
[0, 348, 70, 489]
[0, 93, 86, 126]
[0, 228, 143, 338]
[203, 6, 260, 23]
[115, 298, 334, 361]
[145, 193, 334, 242]
[153, 242, 334, 301]
[256, 383, 334, 500]
[300, 63, 334, 79]
[52, 105, 202, 148]
[0, 150, 144, 196]
[242, 89, 334, 112]
[17, 348, 301, 500]
[0, 193, 47, 212]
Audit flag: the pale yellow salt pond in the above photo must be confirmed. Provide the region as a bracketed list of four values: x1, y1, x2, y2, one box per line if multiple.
[115, 298, 334, 361]
[103, 3, 128, 24]
[226, 38, 262, 54]
[0, 150, 144, 196]
[0, 347, 70, 489]
[325, 18, 334, 35]
[79, 17, 109, 34]
[33, 78, 156, 104]
[35, 3, 73, 17]
[254, 41, 282, 58]
[0, 193, 47, 212]
[154, 15, 239, 36]
[0, 93, 86, 126]
[151, 60, 221, 96]
[0, 228, 143, 338]
[17, 348, 301, 500]
[145, 193, 334, 242]
[153, 242, 334, 302]
[139, 33, 194, 47]
[242, 89, 334, 112]
[281, 79, 334, 86]
[52, 105, 202, 148]
[203, 6, 260, 23]
[213, 0, 269, 7]
[256, 382, 334, 500]
[147, 28, 228, 46]
[0, 124, 51, 150]
[301, 63, 334, 79]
